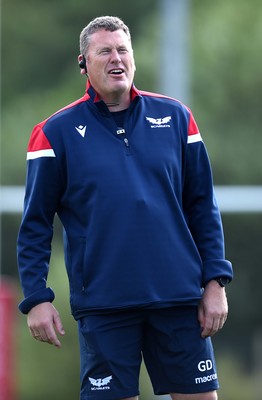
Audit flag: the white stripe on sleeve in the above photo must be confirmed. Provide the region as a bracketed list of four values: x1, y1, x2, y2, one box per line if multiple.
[27, 149, 56, 160]
[187, 133, 202, 144]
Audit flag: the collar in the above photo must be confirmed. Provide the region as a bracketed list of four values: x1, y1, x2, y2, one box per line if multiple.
[85, 80, 142, 106]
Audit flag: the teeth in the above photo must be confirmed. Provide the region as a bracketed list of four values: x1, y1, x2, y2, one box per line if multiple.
[110, 69, 123, 74]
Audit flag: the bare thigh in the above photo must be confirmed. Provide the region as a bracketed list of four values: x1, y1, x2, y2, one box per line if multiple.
[120, 391, 217, 400]
[170, 390, 218, 400]
[121, 398, 139, 400]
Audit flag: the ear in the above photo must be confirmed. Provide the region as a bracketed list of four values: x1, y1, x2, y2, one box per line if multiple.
[78, 54, 87, 75]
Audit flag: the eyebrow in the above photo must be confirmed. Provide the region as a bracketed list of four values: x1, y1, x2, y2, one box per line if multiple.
[96, 44, 129, 52]
[98, 47, 111, 52]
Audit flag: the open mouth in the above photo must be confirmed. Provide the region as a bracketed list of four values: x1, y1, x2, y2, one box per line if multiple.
[109, 69, 124, 75]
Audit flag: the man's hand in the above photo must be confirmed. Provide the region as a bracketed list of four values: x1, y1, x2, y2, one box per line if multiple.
[27, 302, 65, 348]
[198, 280, 228, 338]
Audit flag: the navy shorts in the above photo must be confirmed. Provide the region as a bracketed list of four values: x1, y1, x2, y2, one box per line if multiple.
[78, 306, 219, 399]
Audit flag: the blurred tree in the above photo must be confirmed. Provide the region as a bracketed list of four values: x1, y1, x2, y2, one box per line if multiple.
[1, 0, 159, 185]
[191, 0, 262, 184]
[2, 0, 262, 185]
[2, 0, 158, 104]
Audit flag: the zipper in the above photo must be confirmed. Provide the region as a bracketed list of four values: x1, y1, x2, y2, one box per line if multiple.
[116, 127, 131, 155]
[110, 110, 132, 155]
[123, 136, 131, 155]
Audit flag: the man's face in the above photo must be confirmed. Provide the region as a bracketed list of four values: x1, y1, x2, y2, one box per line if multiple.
[85, 29, 136, 100]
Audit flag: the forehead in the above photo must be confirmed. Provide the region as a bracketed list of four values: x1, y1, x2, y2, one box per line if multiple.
[88, 29, 131, 50]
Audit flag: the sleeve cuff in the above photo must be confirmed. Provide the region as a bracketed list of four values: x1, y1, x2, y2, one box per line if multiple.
[202, 259, 233, 287]
[18, 287, 55, 314]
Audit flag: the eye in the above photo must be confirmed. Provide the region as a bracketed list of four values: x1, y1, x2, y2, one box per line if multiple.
[100, 48, 111, 55]
[119, 47, 128, 54]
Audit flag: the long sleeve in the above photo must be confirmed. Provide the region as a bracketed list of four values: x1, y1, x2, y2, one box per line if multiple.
[17, 125, 64, 313]
[182, 112, 232, 286]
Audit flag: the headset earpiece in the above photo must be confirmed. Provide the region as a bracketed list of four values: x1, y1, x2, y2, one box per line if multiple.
[79, 55, 87, 73]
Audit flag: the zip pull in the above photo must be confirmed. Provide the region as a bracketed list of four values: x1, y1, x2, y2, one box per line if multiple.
[123, 137, 131, 155]
[123, 138, 129, 148]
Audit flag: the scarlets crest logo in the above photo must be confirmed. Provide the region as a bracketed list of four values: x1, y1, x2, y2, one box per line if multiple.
[146, 116, 172, 128]
[89, 376, 112, 391]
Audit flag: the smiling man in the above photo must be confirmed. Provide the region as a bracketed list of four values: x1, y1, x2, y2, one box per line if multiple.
[17, 16, 233, 400]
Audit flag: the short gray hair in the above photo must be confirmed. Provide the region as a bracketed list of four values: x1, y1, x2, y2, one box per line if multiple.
[80, 16, 132, 56]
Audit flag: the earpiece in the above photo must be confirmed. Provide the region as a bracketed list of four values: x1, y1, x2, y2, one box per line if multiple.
[79, 55, 87, 73]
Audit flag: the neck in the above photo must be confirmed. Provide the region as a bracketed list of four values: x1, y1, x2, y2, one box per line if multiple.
[102, 91, 131, 112]
[106, 98, 130, 111]
[106, 102, 120, 107]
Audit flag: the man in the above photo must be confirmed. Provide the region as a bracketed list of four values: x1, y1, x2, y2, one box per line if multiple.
[17, 16, 233, 400]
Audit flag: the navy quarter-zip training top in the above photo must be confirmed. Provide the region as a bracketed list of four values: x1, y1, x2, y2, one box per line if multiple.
[17, 82, 233, 319]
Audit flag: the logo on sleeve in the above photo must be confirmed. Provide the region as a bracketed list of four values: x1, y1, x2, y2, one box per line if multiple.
[146, 116, 172, 128]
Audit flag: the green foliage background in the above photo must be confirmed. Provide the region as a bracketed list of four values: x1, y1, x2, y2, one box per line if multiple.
[1, 0, 262, 399]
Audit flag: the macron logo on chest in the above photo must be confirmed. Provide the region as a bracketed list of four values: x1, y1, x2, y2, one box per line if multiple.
[75, 125, 87, 137]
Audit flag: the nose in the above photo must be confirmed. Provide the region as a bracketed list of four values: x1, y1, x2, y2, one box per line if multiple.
[111, 49, 121, 64]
